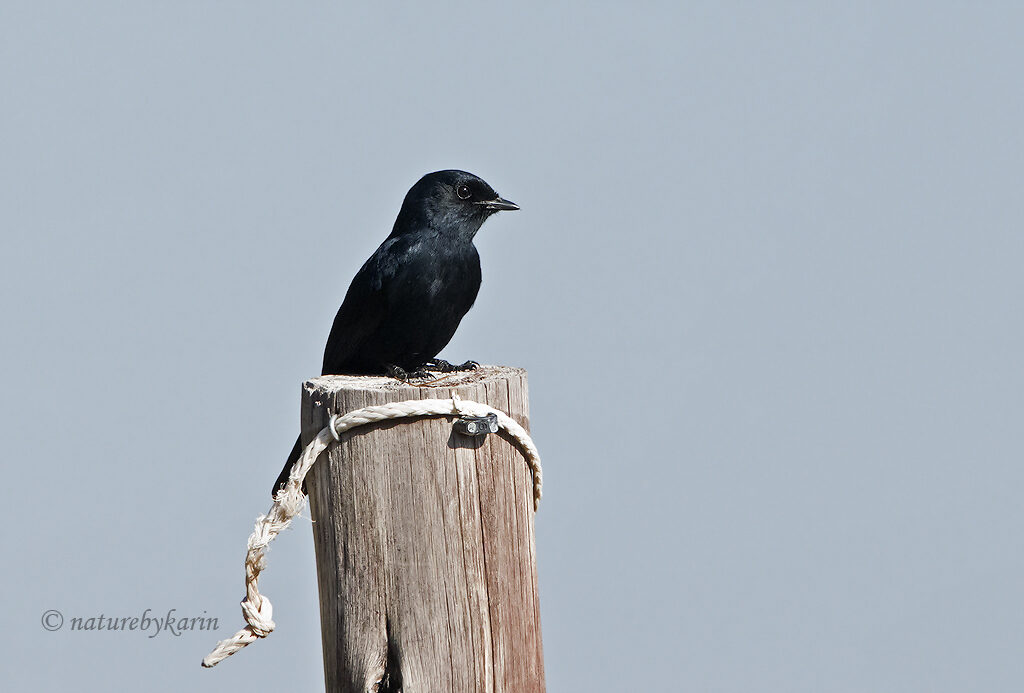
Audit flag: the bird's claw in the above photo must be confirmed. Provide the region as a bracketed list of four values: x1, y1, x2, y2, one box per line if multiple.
[423, 358, 480, 373]
[385, 364, 433, 381]
[391, 360, 480, 381]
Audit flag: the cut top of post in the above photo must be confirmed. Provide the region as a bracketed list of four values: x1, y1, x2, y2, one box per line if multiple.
[304, 365, 526, 394]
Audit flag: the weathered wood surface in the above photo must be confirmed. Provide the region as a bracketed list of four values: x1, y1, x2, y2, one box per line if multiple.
[302, 366, 545, 693]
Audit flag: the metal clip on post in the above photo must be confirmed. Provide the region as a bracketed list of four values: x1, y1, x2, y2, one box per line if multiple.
[453, 412, 499, 437]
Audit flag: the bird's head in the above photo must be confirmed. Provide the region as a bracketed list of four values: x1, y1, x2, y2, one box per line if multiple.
[393, 170, 518, 240]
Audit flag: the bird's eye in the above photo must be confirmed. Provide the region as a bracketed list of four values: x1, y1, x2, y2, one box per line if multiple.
[456, 184, 472, 200]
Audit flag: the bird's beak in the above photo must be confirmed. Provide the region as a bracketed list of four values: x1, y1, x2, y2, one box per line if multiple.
[476, 196, 520, 212]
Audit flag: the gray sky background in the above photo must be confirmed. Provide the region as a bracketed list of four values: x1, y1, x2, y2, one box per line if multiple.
[3, 3, 1023, 691]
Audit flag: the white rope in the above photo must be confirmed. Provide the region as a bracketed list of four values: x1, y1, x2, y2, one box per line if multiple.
[202, 396, 542, 668]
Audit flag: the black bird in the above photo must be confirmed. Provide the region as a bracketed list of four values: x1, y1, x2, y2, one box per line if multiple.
[272, 170, 518, 495]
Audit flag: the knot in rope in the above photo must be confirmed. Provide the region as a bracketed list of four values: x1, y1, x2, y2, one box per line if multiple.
[240, 595, 275, 638]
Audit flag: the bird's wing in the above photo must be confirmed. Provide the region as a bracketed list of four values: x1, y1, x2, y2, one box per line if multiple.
[320, 241, 395, 374]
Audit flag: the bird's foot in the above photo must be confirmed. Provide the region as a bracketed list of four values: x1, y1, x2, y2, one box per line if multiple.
[385, 364, 433, 381]
[423, 358, 480, 373]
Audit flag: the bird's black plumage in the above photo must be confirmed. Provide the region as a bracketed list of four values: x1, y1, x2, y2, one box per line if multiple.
[272, 170, 518, 495]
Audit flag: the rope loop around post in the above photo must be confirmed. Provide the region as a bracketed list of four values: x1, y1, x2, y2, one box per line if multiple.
[202, 396, 542, 669]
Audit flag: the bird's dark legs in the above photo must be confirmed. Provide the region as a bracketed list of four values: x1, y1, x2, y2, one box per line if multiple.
[386, 360, 480, 381]
[384, 364, 432, 381]
[422, 359, 480, 373]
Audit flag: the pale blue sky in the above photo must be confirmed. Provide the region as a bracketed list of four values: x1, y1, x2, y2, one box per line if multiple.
[3, 3, 1023, 691]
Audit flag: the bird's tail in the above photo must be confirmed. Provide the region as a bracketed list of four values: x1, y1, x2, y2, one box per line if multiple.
[272, 435, 303, 497]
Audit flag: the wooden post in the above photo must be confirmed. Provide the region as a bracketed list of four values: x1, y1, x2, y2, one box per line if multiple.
[301, 366, 545, 693]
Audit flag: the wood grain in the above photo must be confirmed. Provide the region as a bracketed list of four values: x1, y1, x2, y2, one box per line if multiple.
[302, 366, 545, 693]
